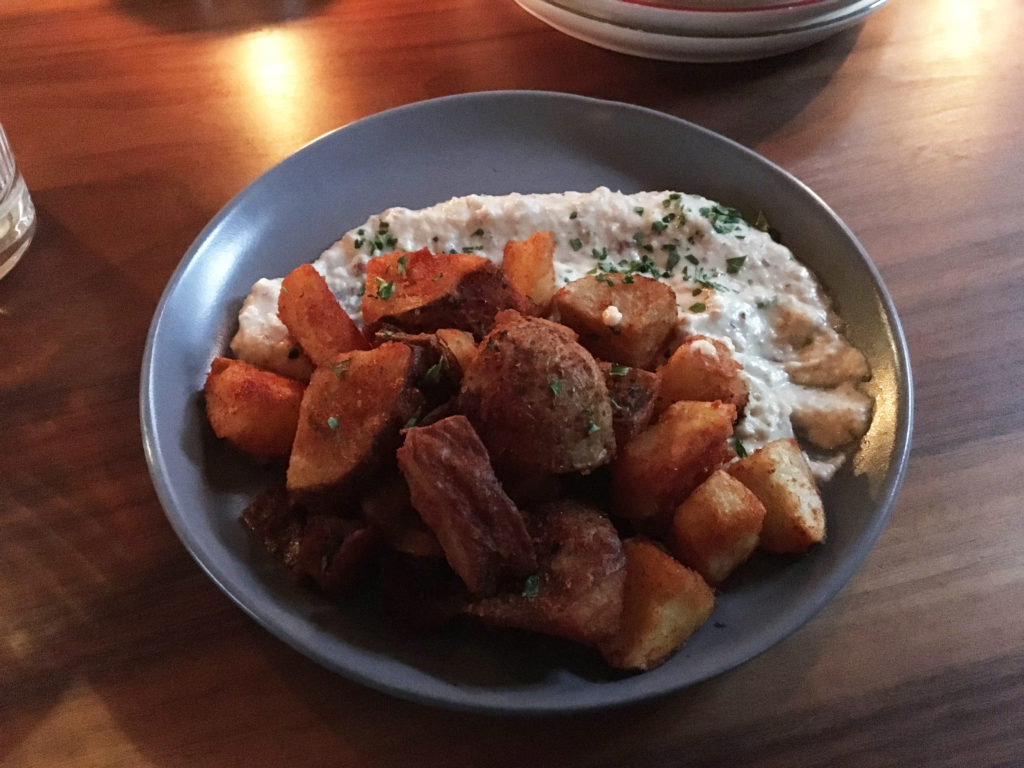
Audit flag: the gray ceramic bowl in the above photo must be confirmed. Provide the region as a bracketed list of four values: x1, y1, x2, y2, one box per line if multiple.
[141, 91, 912, 714]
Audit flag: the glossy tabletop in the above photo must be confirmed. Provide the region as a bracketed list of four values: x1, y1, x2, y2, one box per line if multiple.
[1, 1, 1022, 765]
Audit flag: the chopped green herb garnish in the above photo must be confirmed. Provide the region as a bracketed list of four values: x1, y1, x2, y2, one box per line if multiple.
[689, 302, 706, 313]
[569, 211, 578, 220]
[403, 415, 419, 429]
[595, 273, 615, 287]
[651, 219, 668, 234]
[726, 256, 747, 274]
[472, 228, 485, 237]
[702, 203, 746, 235]
[609, 363, 630, 377]
[423, 358, 446, 386]
[756, 296, 779, 310]
[732, 437, 748, 458]
[685, 254, 700, 266]
[374, 277, 395, 300]
[633, 206, 645, 215]
[396, 255, 408, 275]
[330, 359, 351, 378]
[754, 211, 771, 232]
[586, 420, 600, 434]
[549, 377, 564, 396]
[569, 237, 583, 251]
[327, 416, 339, 430]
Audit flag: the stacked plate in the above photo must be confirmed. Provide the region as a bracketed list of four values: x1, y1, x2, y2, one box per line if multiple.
[514, 0, 888, 62]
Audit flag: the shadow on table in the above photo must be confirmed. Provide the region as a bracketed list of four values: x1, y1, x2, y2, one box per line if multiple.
[113, 0, 334, 33]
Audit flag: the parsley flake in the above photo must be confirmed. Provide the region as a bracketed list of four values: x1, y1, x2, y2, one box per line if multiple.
[374, 277, 395, 300]
[609, 364, 630, 377]
[726, 256, 747, 274]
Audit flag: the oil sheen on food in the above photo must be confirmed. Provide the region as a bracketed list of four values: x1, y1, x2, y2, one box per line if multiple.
[231, 188, 873, 479]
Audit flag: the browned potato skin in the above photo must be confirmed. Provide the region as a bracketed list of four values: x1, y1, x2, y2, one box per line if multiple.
[600, 361, 661, 448]
[502, 231, 556, 315]
[278, 263, 369, 365]
[552, 273, 677, 370]
[727, 437, 825, 554]
[286, 342, 425, 500]
[667, 469, 766, 586]
[598, 538, 715, 671]
[612, 400, 737, 534]
[656, 334, 748, 413]
[396, 415, 537, 596]
[466, 501, 626, 648]
[204, 356, 305, 461]
[435, 327, 478, 376]
[362, 248, 529, 338]
[458, 310, 615, 475]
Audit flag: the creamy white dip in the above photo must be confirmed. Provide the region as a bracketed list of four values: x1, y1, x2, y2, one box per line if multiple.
[230, 187, 872, 480]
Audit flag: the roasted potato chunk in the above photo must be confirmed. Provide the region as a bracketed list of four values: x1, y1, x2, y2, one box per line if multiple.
[396, 415, 537, 596]
[600, 361, 660, 448]
[657, 335, 747, 413]
[286, 342, 425, 499]
[278, 263, 369, 365]
[598, 538, 715, 671]
[361, 248, 529, 338]
[612, 400, 736, 533]
[552, 273, 677, 370]
[204, 356, 305, 461]
[466, 501, 626, 648]
[667, 469, 766, 585]
[458, 310, 615, 475]
[727, 438, 825, 553]
[502, 231, 556, 315]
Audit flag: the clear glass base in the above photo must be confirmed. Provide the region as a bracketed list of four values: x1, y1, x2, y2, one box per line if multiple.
[0, 173, 36, 281]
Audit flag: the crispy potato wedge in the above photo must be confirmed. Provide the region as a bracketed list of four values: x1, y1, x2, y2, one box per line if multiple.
[552, 273, 677, 370]
[600, 361, 661, 448]
[278, 263, 369, 365]
[657, 335, 747, 413]
[362, 248, 529, 338]
[667, 469, 766, 585]
[204, 356, 305, 461]
[466, 501, 626, 648]
[611, 400, 736, 533]
[502, 231, 556, 315]
[458, 310, 615, 475]
[286, 342, 425, 500]
[598, 538, 715, 671]
[727, 437, 825, 553]
[396, 415, 537, 596]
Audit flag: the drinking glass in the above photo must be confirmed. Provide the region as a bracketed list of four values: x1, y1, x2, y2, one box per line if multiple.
[0, 124, 36, 281]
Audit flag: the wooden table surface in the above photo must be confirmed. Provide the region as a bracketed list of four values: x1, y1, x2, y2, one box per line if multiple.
[2, 1, 1022, 765]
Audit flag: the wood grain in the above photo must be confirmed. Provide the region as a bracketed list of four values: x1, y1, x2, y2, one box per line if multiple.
[2, 0, 1022, 765]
